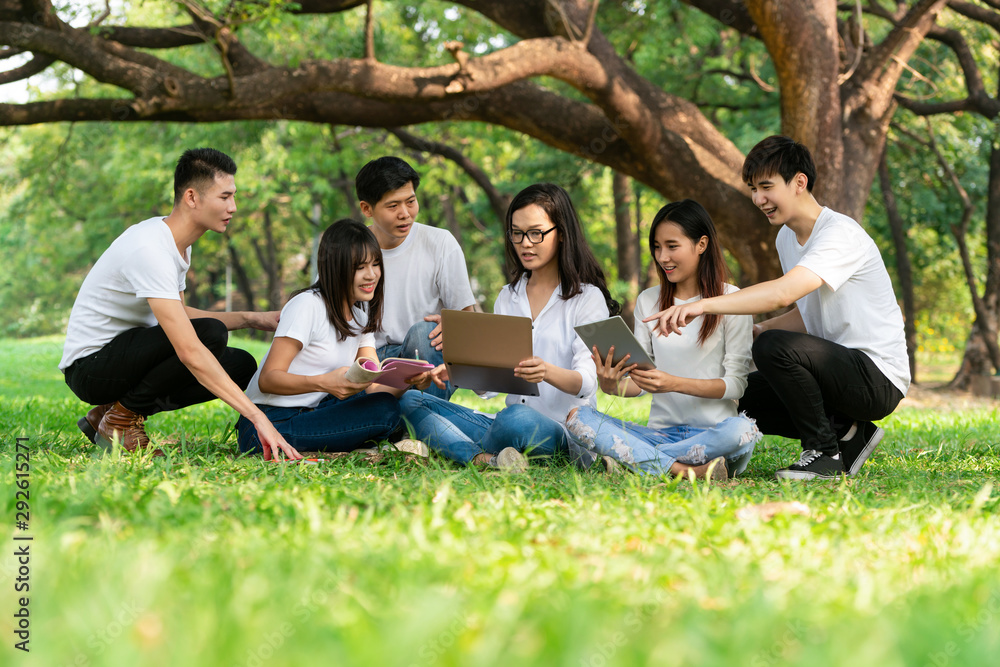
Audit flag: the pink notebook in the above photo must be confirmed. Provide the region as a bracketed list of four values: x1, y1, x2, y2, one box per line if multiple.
[345, 356, 435, 389]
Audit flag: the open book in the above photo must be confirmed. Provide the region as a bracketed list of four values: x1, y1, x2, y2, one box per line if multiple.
[345, 357, 435, 389]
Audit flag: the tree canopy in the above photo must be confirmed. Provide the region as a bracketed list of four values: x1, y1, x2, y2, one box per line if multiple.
[2, 0, 999, 382]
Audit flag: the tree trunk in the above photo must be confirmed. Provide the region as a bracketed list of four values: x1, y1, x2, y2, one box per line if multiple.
[441, 188, 464, 248]
[946, 130, 1000, 388]
[878, 149, 917, 383]
[251, 209, 284, 313]
[227, 241, 257, 312]
[613, 170, 639, 327]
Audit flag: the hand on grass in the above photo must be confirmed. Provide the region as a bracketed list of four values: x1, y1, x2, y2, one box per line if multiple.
[254, 416, 302, 461]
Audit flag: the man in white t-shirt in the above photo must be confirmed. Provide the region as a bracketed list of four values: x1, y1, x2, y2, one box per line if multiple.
[355, 156, 477, 399]
[60, 148, 302, 461]
[648, 136, 909, 480]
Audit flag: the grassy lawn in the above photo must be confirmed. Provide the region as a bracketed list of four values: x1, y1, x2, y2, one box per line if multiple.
[1, 335, 999, 666]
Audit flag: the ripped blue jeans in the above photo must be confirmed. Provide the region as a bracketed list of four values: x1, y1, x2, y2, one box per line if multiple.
[566, 406, 761, 476]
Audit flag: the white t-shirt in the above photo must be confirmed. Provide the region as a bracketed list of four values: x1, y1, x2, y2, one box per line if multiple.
[634, 284, 753, 430]
[777, 207, 910, 395]
[60, 217, 190, 370]
[377, 222, 476, 348]
[244, 290, 375, 409]
[494, 277, 610, 421]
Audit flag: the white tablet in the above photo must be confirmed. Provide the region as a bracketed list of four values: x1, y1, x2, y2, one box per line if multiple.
[574, 316, 655, 371]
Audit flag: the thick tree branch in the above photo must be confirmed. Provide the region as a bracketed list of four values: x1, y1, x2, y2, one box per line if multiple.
[948, 0, 1000, 34]
[0, 52, 51, 83]
[95, 25, 204, 49]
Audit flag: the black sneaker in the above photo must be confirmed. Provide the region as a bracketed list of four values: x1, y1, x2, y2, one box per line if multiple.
[775, 449, 845, 480]
[839, 422, 884, 477]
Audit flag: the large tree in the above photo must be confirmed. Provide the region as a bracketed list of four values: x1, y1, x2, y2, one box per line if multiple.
[3, 0, 999, 378]
[0, 0, 970, 276]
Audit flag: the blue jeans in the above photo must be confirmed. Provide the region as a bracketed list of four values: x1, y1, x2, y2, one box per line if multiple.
[236, 391, 402, 454]
[399, 392, 568, 464]
[566, 406, 761, 476]
[378, 320, 453, 400]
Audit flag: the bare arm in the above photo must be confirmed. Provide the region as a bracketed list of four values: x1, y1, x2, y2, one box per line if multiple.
[257, 337, 371, 399]
[182, 293, 280, 332]
[628, 370, 727, 398]
[148, 298, 301, 460]
[755, 306, 807, 336]
[514, 357, 584, 395]
[644, 266, 824, 336]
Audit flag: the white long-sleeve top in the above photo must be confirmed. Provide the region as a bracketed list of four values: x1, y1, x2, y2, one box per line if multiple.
[494, 276, 610, 421]
[634, 284, 752, 430]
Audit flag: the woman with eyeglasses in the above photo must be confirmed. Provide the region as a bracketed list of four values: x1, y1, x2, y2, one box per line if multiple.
[399, 183, 619, 470]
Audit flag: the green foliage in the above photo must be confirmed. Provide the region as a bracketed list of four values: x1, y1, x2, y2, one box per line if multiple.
[2, 336, 1000, 666]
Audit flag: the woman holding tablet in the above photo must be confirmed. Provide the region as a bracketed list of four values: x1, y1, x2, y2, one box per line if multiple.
[237, 219, 430, 457]
[566, 200, 761, 479]
[400, 183, 618, 470]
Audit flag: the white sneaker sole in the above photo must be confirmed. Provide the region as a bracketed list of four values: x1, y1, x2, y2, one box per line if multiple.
[393, 439, 430, 457]
[847, 427, 884, 477]
[775, 469, 844, 480]
[495, 447, 527, 472]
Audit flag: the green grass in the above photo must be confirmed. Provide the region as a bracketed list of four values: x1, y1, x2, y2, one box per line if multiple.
[1, 335, 999, 666]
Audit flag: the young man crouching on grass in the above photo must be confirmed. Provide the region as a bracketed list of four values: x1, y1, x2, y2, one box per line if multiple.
[647, 136, 909, 480]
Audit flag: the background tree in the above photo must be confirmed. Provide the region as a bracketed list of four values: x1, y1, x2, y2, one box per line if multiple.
[3, 0, 1000, 386]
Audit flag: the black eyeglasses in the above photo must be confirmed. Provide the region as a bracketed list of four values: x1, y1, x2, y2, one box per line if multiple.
[508, 227, 557, 244]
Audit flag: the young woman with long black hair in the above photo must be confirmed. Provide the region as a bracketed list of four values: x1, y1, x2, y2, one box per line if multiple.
[237, 218, 429, 457]
[566, 199, 761, 479]
[400, 183, 619, 470]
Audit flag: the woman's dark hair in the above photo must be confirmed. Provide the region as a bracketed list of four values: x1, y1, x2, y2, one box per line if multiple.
[292, 218, 384, 341]
[503, 183, 620, 316]
[650, 199, 729, 345]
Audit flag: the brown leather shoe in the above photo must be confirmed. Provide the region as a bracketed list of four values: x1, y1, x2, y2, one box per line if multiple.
[97, 402, 164, 457]
[78, 403, 113, 443]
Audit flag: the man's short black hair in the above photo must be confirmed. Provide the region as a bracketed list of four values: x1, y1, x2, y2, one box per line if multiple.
[355, 156, 420, 206]
[174, 148, 237, 204]
[742, 135, 816, 192]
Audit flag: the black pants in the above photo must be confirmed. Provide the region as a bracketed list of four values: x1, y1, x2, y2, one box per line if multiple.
[738, 330, 904, 456]
[64, 318, 257, 417]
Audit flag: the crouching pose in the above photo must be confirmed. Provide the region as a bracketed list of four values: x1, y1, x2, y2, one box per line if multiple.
[647, 137, 909, 480]
[567, 200, 761, 479]
[60, 148, 298, 460]
[237, 219, 431, 457]
[400, 183, 618, 470]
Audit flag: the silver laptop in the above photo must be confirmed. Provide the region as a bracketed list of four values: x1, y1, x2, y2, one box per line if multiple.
[441, 310, 540, 396]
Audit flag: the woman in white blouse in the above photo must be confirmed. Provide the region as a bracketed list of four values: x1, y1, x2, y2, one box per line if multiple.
[566, 200, 761, 479]
[399, 183, 618, 470]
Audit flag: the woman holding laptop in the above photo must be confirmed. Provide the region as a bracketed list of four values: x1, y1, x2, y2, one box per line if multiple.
[566, 200, 761, 479]
[399, 183, 618, 470]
